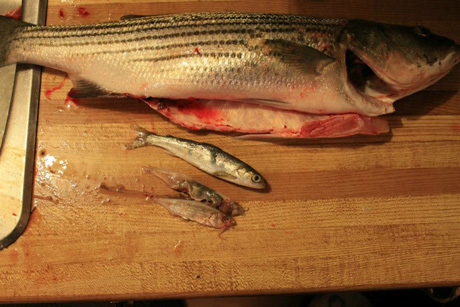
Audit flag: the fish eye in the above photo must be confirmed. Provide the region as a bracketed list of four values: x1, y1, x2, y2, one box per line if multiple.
[415, 26, 431, 37]
[251, 174, 261, 183]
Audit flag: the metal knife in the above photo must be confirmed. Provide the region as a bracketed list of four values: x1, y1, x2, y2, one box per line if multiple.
[0, 64, 16, 151]
[0, 1, 20, 151]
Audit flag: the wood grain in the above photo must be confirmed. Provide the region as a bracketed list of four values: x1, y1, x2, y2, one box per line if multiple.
[1, 0, 460, 302]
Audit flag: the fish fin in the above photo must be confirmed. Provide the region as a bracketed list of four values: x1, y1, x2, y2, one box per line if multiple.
[125, 127, 154, 150]
[67, 78, 123, 98]
[0, 16, 32, 66]
[213, 171, 237, 180]
[263, 39, 336, 74]
[120, 14, 150, 20]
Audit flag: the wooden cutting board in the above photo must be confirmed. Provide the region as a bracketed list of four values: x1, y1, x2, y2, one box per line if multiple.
[1, 0, 460, 302]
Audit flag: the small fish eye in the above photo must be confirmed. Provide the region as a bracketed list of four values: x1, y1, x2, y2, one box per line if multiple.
[252, 174, 261, 183]
[415, 26, 430, 37]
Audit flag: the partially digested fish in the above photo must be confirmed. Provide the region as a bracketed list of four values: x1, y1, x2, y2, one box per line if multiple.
[127, 127, 267, 189]
[146, 98, 389, 138]
[144, 167, 245, 216]
[154, 197, 236, 229]
[1, 13, 458, 118]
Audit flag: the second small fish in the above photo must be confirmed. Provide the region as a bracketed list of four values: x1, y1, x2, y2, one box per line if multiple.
[127, 128, 267, 189]
[144, 167, 245, 216]
[154, 197, 236, 230]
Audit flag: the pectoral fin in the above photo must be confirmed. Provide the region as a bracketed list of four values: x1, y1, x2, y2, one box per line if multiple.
[263, 39, 336, 74]
[68, 77, 124, 98]
[213, 171, 237, 180]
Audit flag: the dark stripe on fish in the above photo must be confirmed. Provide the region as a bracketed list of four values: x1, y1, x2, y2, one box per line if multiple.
[129, 52, 246, 63]
[21, 13, 343, 37]
[68, 39, 248, 57]
[26, 26, 318, 49]
[20, 19, 342, 41]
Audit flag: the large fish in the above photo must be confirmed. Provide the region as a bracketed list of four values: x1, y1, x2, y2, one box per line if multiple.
[0, 13, 458, 134]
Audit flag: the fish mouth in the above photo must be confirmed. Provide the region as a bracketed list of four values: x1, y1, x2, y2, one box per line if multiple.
[345, 49, 398, 103]
[346, 44, 460, 103]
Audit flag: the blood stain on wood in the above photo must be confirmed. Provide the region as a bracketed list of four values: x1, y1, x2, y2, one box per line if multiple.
[77, 7, 90, 18]
[45, 75, 68, 100]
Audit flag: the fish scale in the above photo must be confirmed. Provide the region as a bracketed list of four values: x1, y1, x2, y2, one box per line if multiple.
[1, 12, 458, 120]
[7, 13, 349, 113]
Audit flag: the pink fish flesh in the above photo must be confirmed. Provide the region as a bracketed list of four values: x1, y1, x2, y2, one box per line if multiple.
[145, 99, 389, 138]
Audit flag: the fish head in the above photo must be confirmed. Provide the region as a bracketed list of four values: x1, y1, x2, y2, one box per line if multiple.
[215, 167, 267, 189]
[344, 20, 460, 100]
[239, 169, 267, 189]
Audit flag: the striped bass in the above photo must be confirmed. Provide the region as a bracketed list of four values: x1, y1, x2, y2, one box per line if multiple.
[0, 13, 458, 119]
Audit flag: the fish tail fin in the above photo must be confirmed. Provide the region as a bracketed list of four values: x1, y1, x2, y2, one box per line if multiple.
[125, 126, 156, 150]
[0, 16, 30, 67]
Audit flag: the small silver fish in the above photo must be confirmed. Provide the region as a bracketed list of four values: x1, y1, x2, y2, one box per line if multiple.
[144, 167, 245, 216]
[127, 128, 267, 189]
[154, 197, 236, 229]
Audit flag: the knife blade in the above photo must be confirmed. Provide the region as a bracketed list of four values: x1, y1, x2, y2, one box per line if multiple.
[0, 64, 16, 151]
[0, 1, 20, 151]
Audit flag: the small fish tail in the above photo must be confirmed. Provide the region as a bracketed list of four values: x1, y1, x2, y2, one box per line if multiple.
[144, 167, 179, 186]
[0, 16, 30, 67]
[126, 126, 155, 150]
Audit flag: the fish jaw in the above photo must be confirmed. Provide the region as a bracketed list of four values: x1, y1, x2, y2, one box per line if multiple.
[344, 20, 460, 102]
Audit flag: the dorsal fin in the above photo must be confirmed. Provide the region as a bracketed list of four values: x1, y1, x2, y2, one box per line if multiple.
[67, 78, 123, 98]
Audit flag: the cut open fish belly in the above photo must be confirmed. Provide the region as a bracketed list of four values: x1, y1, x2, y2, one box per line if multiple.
[145, 99, 389, 138]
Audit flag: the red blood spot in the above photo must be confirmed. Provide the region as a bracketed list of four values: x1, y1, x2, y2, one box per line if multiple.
[194, 47, 201, 55]
[65, 95, 80, 108]
[77, 7, 90, 18]
[59, 9, 66, 19]
[178, 101, 222, 124]
[3, 6, 22, 20]
[12, 213, 17, 217]
[271, 223, 276, 227]
[53, 276, 58, 281]
[119, 212, 125, 216]
[45, 75, 68, 100]
[49, 169, 56, 174]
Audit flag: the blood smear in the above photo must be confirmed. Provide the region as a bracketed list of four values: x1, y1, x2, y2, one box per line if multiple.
[59, 9, 66, 19]
[65, 96, 80, 109]
[45, 75, 68, 100]
[178, 101, 222, 124]
[3, 6, 21, 20]
[77, 7, 90, 18]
